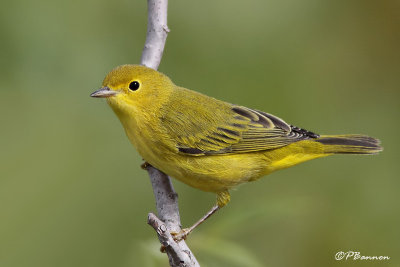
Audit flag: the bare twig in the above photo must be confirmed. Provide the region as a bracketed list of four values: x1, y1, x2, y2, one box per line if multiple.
[141, 0, 170, 70]
[140, 0, 200, 266]
[147, 167, 199, 266]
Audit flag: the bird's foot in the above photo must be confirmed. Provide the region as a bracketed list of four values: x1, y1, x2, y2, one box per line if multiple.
[170, 228, 190, 242]
[140, 161, 152, 170]
[158, 229, 189, 252]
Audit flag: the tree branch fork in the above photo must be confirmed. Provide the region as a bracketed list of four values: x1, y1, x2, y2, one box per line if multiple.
[145, 166, 200, 267]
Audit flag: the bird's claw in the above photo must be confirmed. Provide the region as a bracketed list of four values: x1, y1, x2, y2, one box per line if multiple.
[170, 228, 190, 242]
[141, 161, 151, 170]
[158, 229, 189, 251]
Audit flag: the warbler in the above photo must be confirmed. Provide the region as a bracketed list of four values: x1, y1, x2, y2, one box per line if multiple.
[91, 64, 382, 239]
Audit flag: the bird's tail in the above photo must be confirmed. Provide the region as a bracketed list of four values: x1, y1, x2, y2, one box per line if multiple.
[263, 134, 382, 176]
[315, 134, 382, 155]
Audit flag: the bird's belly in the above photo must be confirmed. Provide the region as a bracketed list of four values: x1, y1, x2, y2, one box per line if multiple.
[146, 152, 268, 193]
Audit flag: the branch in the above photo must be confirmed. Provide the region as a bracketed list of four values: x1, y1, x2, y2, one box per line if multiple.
[140, 1, 200, 266]
[141, 0, 170, 70]
[147, 167, 199, 266]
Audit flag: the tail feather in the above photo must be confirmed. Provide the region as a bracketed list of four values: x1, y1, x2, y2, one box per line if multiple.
[315, 134, 382, 155]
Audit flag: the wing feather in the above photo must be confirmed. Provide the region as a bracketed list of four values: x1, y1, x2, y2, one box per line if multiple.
[160, 88, 318, 156]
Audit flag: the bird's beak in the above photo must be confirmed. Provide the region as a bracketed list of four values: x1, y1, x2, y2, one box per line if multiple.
[90, 87, 119, 98]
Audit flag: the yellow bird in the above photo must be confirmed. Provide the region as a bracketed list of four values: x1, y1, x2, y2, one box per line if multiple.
[91, 64, 382, 239]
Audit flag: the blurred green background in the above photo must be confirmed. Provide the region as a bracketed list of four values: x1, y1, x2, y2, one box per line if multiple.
[1, 0, 399, 266]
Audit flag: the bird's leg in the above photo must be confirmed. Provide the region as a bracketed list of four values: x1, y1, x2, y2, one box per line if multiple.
[172, 190, 230, 242]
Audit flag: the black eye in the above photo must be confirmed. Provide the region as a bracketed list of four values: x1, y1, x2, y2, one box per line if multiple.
[129, 81, 140, 91]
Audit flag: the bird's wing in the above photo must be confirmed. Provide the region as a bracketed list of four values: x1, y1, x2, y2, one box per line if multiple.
[160, 89, 318, 156]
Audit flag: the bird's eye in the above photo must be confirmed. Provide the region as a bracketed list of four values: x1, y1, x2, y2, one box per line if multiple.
[129, 81, 140, 91]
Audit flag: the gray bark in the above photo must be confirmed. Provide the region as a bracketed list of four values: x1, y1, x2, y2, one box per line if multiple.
[140, 0, 200, 266]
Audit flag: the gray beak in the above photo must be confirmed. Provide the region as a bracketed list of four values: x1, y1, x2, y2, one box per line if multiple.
[90, 87, 119, 98]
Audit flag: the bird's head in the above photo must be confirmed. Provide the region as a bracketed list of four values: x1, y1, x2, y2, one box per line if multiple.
[91, 64, 174, 115]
